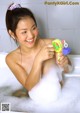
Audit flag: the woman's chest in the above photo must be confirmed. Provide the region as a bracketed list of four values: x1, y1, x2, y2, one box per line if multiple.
[22, 57, 35, 74]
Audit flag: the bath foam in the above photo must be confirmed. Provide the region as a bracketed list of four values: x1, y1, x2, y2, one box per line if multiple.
[1, 77, 80, 113]
[29, 66, 62, 105]
[1, 53, 80, 112]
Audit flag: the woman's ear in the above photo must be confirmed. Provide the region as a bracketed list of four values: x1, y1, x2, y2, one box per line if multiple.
[8, 30, 15, 39]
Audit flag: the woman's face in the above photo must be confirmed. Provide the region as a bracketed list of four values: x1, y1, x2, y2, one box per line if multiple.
[15, 17, 38, 48]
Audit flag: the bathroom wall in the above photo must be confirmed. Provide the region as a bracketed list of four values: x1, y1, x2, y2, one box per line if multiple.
[0, 0, 80, 54]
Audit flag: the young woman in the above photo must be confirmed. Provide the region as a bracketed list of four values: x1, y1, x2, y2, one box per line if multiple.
[5, 3, 71, 103]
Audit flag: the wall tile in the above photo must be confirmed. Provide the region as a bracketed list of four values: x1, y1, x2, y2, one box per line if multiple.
[73, 29, 80, 54]
[46, 5, 75, 29]
[0, 29, 17, 52]
[20, 0, 46, 4]
[73, 6, 80, 29]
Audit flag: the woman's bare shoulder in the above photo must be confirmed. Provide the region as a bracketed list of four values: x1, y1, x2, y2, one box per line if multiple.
[6, 48, 20, 64]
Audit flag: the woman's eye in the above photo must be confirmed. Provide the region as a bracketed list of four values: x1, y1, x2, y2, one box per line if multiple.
[22, 31, 27, 34]
[32, 26, 36, 30]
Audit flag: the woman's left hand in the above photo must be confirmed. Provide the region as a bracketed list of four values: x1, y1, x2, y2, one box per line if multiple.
[56, 52, 70, 72]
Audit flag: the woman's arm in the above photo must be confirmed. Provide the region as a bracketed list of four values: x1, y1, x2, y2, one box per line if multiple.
[6, 44, 54, 91]
[25, 57, 42, 91]
[6, 54, 42, 91]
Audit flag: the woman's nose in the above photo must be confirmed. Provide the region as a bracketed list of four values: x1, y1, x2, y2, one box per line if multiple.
[28, 31, 33, 38]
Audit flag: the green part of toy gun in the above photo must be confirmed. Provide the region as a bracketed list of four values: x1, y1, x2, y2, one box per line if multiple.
[52, 39, 63, 52]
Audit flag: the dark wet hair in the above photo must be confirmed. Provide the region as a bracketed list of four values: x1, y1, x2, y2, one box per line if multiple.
[5, 3, 37, 35]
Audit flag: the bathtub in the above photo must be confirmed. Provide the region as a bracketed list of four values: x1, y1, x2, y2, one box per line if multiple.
[65, 55, 80, 77]
[0, 52, 80, 113]
[0, 52, 22, 89]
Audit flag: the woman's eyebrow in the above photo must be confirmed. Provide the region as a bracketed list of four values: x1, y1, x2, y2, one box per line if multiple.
[19, 24, 36, 31]
[31, 24, 36, 28]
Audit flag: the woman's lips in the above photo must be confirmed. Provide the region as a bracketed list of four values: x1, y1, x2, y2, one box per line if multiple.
[26, 39, 34, 44]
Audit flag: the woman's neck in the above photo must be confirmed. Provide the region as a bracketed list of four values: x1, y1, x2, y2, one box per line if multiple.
[19, 38, 40, 55]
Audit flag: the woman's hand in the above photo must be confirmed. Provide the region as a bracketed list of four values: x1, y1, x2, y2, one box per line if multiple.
[56, 53, 68, 67]
[56, 52, 70, 72]
[36, 44, 55, 64]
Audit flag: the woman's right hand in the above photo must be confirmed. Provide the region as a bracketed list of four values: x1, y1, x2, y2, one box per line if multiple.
[36, 44, 55, 63]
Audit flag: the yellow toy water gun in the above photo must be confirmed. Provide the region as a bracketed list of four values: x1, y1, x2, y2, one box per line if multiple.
[52, 39, 71, 54]
[52, 39, 71, 61]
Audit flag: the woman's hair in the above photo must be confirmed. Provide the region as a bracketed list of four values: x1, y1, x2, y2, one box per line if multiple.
[6, 3, 37, 35]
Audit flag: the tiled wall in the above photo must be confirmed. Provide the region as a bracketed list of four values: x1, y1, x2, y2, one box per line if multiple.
[0, 0, 80, 54]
